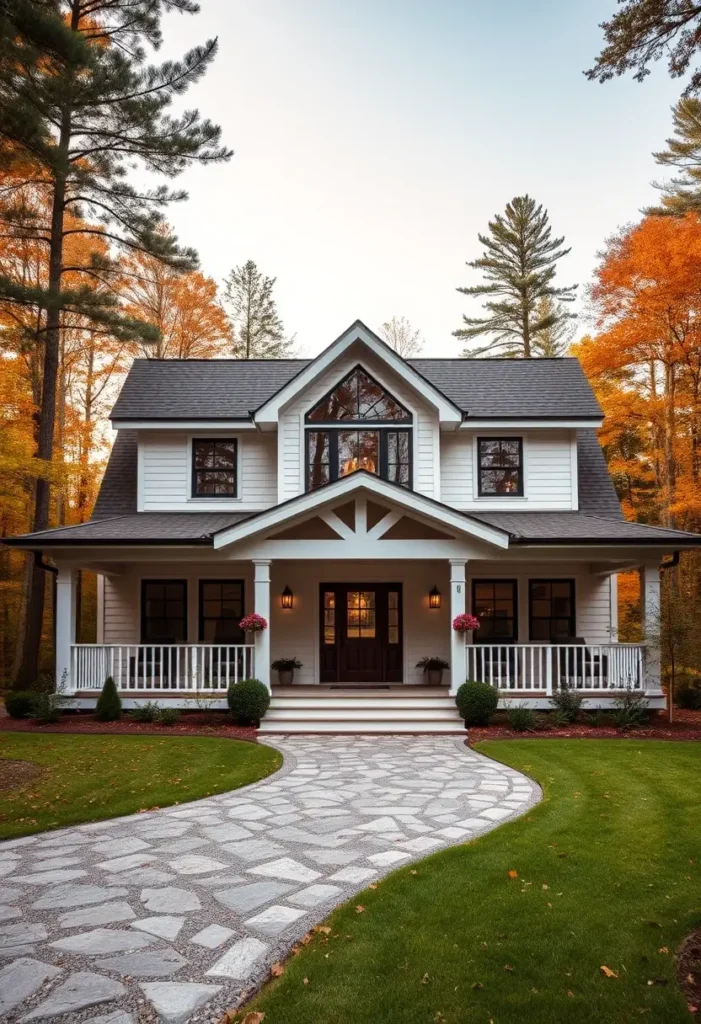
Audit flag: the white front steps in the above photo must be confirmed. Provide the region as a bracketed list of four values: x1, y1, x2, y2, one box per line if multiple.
[259, 690, 465, 735]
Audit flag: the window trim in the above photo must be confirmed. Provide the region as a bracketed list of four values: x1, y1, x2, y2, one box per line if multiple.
[140, 579, 188, 644]
[477, 436, 524, 498]
[528, 578, 576, 642]
[198, 578, 245, 643]
[305, 427, 413, 491]
[305, 364, 413, 424]
[471, 578, 519, 645]
[191, 438, 238, 499]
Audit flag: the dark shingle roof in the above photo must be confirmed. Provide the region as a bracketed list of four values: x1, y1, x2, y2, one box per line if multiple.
[5, 512, 255, 545]
[576, 430, 622, 519]
[469, 510, 701, 544]
[92, 431, 138, 519]
[411, 358, 602, 419]
[110, 356, 602, 422]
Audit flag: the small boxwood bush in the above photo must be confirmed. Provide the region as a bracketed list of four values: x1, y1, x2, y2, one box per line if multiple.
[227, 678, 271, 726]
[157, 707, 180, 726]
[130, 701, 161, 723]
[507, 704, 537, 732]
[455, 680, 499, 726]
[549, 683, 584, 723]
[95, 676, 121, 722]
[4, 691, 35, 719]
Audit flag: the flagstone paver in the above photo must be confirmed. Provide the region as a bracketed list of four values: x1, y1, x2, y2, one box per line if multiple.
[0, 735, 539, 1022]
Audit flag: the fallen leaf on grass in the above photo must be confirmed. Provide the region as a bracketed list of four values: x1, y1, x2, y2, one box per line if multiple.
[303, 977, 309, 986]
[241, 1014, 265, 1024]
[368, 883, 377, 889]
[270, 963, 285, 978]
[600, 966, 619, 978]
[471, 982, 483, 991]
[567, 991, 574, 998]
[647, 979, 668, 986]
[504, 965, 514, 972]
[658, 947, 669, 954]
[507, 869, 518, 879]
[421, 973, 430, 984]
[314, 925, 331, 935]
[355, 905, 365, 914]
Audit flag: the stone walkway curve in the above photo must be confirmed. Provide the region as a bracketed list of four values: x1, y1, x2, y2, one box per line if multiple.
[0, 736, 540, 1024]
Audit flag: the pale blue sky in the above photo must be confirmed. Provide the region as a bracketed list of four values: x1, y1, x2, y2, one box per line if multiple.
[159, 0, 685, 356]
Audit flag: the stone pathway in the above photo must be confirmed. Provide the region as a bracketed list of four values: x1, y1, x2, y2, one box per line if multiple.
[0, 736, 539, 1023]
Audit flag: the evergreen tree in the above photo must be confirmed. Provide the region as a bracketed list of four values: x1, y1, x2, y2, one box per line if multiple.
[453, 195, 577, 358]
[586, 1, 701, 95]
[0, 0, 230, 686]
[531, 296, 575, 358]
[649, 98, 701, 216]
[379, 316, 424, 357]
[223, 260, 293, 358]
[95, 676, 121, 722]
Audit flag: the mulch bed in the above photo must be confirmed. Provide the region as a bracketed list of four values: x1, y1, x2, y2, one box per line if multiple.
[468, 709, 701, 742]
[0, 709, 258, 742]
[0, 759, 43, 790]
[678, 929, 701, 1015]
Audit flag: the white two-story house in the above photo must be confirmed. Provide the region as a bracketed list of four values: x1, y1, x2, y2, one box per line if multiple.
[9, 321, 701, 731]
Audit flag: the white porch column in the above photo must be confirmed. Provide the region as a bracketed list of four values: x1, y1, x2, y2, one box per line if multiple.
[253, 560, 272, 691]
[449, 559, 467, 695]
[640, 561, 662, 692]
[55, 565, 77, 694]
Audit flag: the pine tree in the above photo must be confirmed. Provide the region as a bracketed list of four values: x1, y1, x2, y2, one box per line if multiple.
[0, 0, 230, 686]
[649, 98, 701, 216]
[586, 1, 701, 95]
[95, 675, 121, 722]
[453, 195, 577, 358]
[531, 296, 575, 358]
[379, 316, 424, 357]
[223, 260, 293, 358]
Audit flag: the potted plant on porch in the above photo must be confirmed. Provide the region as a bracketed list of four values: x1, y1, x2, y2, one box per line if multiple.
[271, 657, 303, 685]
[416, 656, 450, 686]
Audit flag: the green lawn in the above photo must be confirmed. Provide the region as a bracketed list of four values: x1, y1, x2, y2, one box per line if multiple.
[243, 740, 701, 1024]
[0, 733, 281, 839]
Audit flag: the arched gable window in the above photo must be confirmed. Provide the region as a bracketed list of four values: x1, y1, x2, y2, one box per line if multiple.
[305, 367, 412, 491]
[306, 367, 412, 423]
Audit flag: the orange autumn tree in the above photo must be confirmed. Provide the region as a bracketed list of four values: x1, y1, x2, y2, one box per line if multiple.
[577, 214, 701, 531]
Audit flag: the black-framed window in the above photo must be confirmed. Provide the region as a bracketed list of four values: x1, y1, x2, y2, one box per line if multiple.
[192, 439, 237, 497]
[478, 438, 523, 496]
[306, 366, 412, 422]
[472, 579, 518, 643]
[141, 580, 187, 643]
[199, 580, 245, 642]
[306, 428, 412, 491]
[529, 579, 575, 641]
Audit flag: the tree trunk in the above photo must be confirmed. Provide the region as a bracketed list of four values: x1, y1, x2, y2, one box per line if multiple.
[12, 45, 74, 687]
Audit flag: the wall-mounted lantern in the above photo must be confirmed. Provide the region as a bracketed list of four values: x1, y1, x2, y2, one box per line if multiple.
[429, 585, 441, 609]
[281, 585, 293, 609]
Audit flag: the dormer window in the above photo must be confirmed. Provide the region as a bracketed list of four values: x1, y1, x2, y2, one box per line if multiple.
[192, 439, 237, 497]
[478, 438, 523, 496]
[305, 367, 412, 491]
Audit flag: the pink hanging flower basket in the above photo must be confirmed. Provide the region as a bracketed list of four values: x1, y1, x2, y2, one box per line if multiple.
[452, 613, 480, 633]
[239, 613, 268, 634]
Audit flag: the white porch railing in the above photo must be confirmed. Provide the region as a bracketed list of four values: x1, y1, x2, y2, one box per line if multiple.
[465, 643, 647, 694]
[71, 644, 255, 692]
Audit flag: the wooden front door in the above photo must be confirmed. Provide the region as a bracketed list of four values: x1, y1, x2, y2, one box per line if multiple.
[319, 583, 403, 683]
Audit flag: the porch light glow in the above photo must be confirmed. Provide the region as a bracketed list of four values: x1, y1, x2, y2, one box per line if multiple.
[281, 585, 293, 609]
[429, 585, 441, 609]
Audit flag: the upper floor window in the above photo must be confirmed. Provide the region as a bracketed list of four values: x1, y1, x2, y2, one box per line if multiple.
[478, 438, 523, 496]
[307, 428, 411, 490]
[306, 367, 412, 422]
[192, 439, 237, 497]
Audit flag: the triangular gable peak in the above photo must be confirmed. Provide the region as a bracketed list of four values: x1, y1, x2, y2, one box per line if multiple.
[254, 320, 462, 429]
[212, 472, 508, 557]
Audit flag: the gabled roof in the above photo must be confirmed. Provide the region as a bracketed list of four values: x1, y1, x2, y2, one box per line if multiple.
[109, 321, 603, 423]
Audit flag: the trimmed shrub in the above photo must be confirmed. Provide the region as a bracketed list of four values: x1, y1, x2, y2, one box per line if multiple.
[549, 709, 572, 729]
[130, 701, 161, 723]
[676, 681, 701, 710]
[455, 680, 499, 727]
[157, 707, 180, 726]
[4, 692, 35, 719]
[30, 690, 70, 725]
[95, 676, 122, 722]
[549, 683, 584, 723]
[227, 678, 271, 726]
[507, 704, 537, 732]
[612, 687, 650, 731]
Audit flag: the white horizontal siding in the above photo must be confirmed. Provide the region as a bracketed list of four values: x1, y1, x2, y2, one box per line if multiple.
[278, 349, 439, 503]
[139, 431, 276, 511]
[440, 430, 575, 510]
